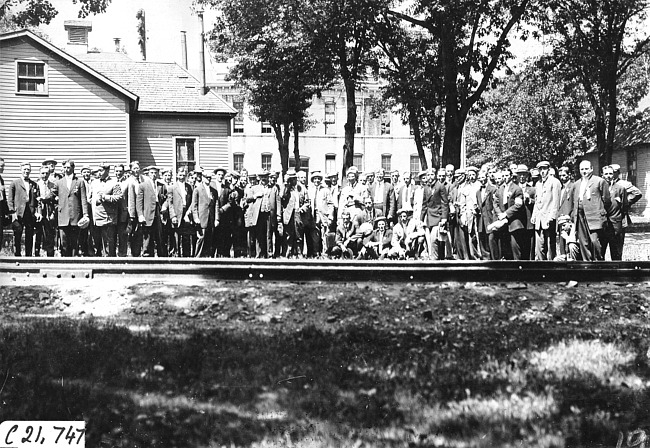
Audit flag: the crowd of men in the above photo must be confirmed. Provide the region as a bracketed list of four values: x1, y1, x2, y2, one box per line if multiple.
[0, 156, 642, 261]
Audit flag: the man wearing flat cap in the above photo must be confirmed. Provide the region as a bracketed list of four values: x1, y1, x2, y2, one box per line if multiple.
[90, 162, 122, 256]
[246, 169, 281, 258]
[531, 161, 561, 260]
[493, 165, 528, 260]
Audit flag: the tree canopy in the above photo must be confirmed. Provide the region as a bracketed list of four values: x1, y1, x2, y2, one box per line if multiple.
[0, 0, 111, 28]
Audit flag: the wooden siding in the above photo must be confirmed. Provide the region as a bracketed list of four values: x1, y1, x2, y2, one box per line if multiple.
[0, 38, 130, 181]
[131, 115, 230, 171]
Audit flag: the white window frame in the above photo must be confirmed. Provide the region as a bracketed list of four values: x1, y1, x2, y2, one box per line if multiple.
[233, 153, 245, 172]
[261, 122, 273, 134]
[232, 99, 244, 134]
[261, 153, 272, 171]
[353, 154, 363, 172]
[325, 154, 336, 175]
[15, 59, 48, 95]
[381, 154, 392, 172]
[173, 136, 200, 173]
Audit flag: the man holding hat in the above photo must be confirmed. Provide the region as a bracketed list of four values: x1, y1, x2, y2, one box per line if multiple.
[494, 165, 528, 260]
[34, 164, 57, 257]
[362, 215, 392, 259]
[42, 159, 57, 182]
[90, 162, 122, 257]
[281, 168, 303, 257]
[421, 166, 449, 260]
[246, 169, 281, 258]
[389, 208, 425, 259]
[50, 160, 89, 256]
[531, 161, 561, 260]
[603, 164, 642, 260]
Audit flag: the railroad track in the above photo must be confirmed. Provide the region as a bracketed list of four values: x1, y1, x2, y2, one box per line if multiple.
[0, 257, 649, 282]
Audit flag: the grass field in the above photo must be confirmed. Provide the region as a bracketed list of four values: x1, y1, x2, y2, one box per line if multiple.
[0, 279, 649, 447]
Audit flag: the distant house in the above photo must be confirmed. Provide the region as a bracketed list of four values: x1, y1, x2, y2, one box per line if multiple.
[0, 28, 235, 181]
[583, 110, 649, 217]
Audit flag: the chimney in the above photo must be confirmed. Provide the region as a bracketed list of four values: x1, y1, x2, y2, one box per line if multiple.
[180, 31, 188, 70]
[197, 10, 207, 95]
[114, 37, 121, 52]
[64, 20, 92, 55]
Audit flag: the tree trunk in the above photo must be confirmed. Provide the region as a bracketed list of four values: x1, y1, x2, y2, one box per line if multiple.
[603, 81, 617, 170]
[594, 105, 607, 173]
[342, 77, 357, 178]
[273, 122, 291, 173]
[439, 25, 463, 168]
[406, 104, 428, 171]
[292, 119, 301, 172]
[442, 108, 464, 168]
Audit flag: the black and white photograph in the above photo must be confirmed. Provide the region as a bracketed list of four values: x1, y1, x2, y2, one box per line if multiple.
[1, 0, 650, 446]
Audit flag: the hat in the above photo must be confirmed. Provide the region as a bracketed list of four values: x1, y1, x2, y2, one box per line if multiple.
[358, 222, 374, 237]
[397, 208, 412, 216]
[515, 164, 529, 174]
[310, 170, 324, 180]
[77, 215, 90, 229]
[201, 169, 212, 177]
[230, 170, 241, 178]
[161, 168, 172, 175]
[285, 168, 297, 179]
[530, 168, 540, 177]
[213, 167, 227, 175]
[346, 166, 358, 175]
[98, 161, 111, 169]
[557, 215, 571, 226]
[466, 166, 478, 173]
[417, 170, 428, 178]
[258, 169, 270, 177]
[610, 164, 621, 172]
[144, 165, 160, 172]
[391, 170, 400, 176]
[80, 164, 92, 172]
[536, 161, 551, 169]
[91, 166, 101, 173]
[374, 215, 387, 224]
[455, 168, 466, 176]
[326, 171, 339, 178]
[42, 159, 57, 166]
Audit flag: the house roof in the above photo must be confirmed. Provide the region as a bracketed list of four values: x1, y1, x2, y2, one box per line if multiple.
[615, 109, 650, 149]
[79, 54, 237, 115]
[0, 29, 138, 105]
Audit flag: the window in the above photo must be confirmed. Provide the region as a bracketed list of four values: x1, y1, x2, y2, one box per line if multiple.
[381, 154, 391, 172]
[233, 153, 244, 172]
[353, 154, 363, 172]
[627, 149, 637, 186]
[233, 100, 244, 133]
[289, 156, 310, 176]
[325, 101, 336, 135]
[16, 61, 47, 94]
[410, 155, 421, 180]
[261, 122, 273, 134]
[380, 111, 391, 135]
[261, 153, 272, 171]
[175, 137, 197, 173]
[356, 103, 363, 134]
[325, 154, 336, 175]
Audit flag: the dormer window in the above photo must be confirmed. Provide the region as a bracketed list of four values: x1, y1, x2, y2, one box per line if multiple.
[16, 61, 47, 94]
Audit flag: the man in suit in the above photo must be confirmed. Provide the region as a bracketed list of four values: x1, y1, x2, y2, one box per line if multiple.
[531, 161, 562, 260]
[395, 172, 415, 214]
[246, 170, 281, 258]
[190, 169, 217, 258]
[230, 171, 248, 258]
[331, 210, 361, 259]
[125, 161, 145, 257]
[34, 164, 57, 257]
[52, 160, 89, 256]
[210, 168, 232, 257]
[369, 171, 396, 226]
[556, 166, 574, 258]
[421, 167, 449, 260]
[360, 216, 392, 259]
[389, 208, 426, 259]
[603, 164, 642, 260]
[77, 165, 95, 256]
[475, 169, 499, 260]
[571, 160, 611, 261]
[168, 167, 194, 257]
[7, 162, 41, 256]
[326, 171, 342, 233]
[282, 169, 302, 257]
[136, 165, 168, 257]
[91, 162, 122, 257]
[309, 171, 334, 258]
[114, 164, 131, 257]
[494, 165, 528, 260]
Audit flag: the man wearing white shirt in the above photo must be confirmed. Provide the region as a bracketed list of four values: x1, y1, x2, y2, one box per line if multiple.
[35, 165, 56, 256]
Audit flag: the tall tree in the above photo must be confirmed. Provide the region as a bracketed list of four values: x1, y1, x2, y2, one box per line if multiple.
[0, 0, 111, 28]
[541, 0, 650, 168]
[388, 0, 533, 168]
[136, 9, 146, 61]
[201, 0, 333, 173]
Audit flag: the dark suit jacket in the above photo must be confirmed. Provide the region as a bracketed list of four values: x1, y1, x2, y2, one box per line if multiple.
[494, 183, 526, 232]
[571, 175, 611, 231]
[137, 179, 166, 226]
[335, 221, 360, 246]
[558, 181, 574, 217]
[53, 176, 88, 226]
[606, 182, 628, 228]
[8, 178, 39, 218]
[421, 181, 449, 227]
[246, 184, 280, 227]
[476, 183, 497, 233]
[215, 184, 234, 227]
[368, 228, 393, 250]
[192, 182, 217, 229]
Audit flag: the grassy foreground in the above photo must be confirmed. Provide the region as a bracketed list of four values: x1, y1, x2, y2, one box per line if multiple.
[0, 280, 649, 447]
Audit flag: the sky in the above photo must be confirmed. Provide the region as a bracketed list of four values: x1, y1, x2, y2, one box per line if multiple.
[41, 0, 220, 78]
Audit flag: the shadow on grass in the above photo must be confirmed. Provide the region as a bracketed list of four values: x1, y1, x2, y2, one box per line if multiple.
[0, 318, 648, 447]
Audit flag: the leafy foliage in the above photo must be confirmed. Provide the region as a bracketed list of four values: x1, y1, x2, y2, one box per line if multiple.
[0, 0, 110, 28]
[136, 9, 146, 61]
[466, 58, 596, 168]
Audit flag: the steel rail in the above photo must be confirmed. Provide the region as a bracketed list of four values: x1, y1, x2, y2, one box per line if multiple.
[0, 257, 649, 282]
